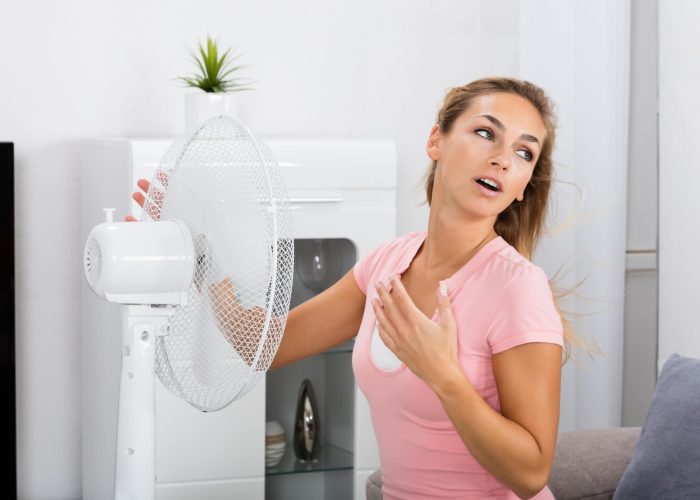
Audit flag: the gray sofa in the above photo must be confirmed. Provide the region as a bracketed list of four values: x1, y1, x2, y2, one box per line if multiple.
[366, 426, 641, 500]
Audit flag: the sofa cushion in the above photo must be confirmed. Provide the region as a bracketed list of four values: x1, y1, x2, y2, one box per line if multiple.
[548, 427, 640, 500]
[613, 353, 700, 499]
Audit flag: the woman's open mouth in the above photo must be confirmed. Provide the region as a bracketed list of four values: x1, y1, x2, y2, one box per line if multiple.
[474, 179, 501, 197]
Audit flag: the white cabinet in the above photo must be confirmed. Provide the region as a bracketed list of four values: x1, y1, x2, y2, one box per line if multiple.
[81, 137, 396, 500]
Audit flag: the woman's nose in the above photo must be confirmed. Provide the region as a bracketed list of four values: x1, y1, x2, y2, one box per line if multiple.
[488, 144, 511, 170]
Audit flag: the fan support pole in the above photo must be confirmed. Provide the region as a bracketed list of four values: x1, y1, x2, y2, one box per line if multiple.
[114, 305, 172, 500]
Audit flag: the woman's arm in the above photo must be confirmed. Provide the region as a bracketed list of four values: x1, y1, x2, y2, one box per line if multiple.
[270, 268, 366, 369]
[432, 342, 562, 499]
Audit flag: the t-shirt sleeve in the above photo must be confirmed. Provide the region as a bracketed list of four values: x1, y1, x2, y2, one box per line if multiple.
[352, 239, 393, 295]
[486, 267, 564, 354]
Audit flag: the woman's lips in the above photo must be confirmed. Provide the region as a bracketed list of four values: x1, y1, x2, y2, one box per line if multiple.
[474, 179, 501, 197]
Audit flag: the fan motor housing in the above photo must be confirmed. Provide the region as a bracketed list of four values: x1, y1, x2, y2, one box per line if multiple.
[84, 219, 195, 305]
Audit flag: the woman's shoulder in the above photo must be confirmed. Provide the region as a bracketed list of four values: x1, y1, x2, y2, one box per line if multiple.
[491, 238, 550, 284]
[365, 230, 425, 258]
[353, 231, 425, 293]
[357, 231, 425, 273]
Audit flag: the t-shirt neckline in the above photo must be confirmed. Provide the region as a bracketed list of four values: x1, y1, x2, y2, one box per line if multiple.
[397, 231, 508, 286]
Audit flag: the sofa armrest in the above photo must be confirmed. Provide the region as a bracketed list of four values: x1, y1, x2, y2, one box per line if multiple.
[548, 426, 641, 500]
[366, 469, 383, 500]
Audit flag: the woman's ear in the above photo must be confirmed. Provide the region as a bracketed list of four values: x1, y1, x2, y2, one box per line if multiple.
[426, 124, 441, 161]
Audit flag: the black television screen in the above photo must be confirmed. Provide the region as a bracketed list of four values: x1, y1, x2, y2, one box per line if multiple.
[0, 142, 16, 499]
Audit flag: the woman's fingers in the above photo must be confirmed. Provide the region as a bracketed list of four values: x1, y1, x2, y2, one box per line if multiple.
[131, 190, 161, 220]
[374, 281, 407, 337]
[386, 276, 418, 318]
[375, 280, 407, 332]
[137, 178, 151, 193]
[372, 299, 398, 352]
[125, 185, 149, 221]
[132, 190, 146, 208]
[209, 277, 245, 315]
[136, 180, 163, 220]
[129, 175, 169, 221]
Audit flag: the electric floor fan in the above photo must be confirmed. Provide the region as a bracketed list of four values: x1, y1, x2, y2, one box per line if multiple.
[83, 116, 294, 499]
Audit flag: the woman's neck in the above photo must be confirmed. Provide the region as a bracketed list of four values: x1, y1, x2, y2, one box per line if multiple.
[418, 202, 498, 275]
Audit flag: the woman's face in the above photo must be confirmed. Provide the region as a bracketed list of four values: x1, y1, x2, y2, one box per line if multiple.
[427, 92, 547, 218]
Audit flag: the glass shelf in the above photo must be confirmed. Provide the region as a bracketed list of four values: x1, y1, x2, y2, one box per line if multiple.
[265, 443, 354, 476]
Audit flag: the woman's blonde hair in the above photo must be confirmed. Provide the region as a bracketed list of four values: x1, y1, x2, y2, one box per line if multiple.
[423, 77, 600, 366]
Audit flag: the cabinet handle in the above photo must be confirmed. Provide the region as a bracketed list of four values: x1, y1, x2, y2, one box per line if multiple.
[256, 196, 344, 210]
[289, 197, 344, 204]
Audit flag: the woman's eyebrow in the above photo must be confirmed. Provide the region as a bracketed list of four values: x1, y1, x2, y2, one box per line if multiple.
[479, 114, 540, 146]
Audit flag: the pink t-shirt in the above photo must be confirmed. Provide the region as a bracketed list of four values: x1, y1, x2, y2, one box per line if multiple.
[352, 231, 563, 500]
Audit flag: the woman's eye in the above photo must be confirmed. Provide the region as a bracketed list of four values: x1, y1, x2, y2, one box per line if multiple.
[517, 149, 533, 162]
[475, 128, 493, 140]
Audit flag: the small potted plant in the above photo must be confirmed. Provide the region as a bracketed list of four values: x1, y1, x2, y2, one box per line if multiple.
[177, 35, 254, 130]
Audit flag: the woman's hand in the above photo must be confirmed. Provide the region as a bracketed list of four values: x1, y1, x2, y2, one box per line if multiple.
[124, 171, 169, 222]
[209, 277, 282, 370]
[372, 275, 459, 389]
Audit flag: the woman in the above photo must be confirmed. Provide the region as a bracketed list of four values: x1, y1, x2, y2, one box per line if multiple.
[130, 77, 578, 499]
[347, 78, 566, 499]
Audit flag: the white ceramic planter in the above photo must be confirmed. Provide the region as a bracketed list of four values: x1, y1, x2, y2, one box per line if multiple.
[185, 92, 240, 131]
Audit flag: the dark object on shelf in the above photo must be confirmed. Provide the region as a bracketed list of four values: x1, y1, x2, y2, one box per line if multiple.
[0, 143, 16, 499]
[293, 378, 321, 461]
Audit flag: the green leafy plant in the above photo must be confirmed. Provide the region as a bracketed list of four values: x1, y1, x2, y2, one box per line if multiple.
[177, 36, 253, 93]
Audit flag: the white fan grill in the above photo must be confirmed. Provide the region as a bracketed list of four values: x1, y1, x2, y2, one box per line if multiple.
[142, 117, 294, 412]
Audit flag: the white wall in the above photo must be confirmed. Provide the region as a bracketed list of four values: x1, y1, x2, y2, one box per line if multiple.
[518, 0, 578, 433]
[658, 1, 700, 370]
[0, 1, 519, 498]
[519, 0, 631, 430]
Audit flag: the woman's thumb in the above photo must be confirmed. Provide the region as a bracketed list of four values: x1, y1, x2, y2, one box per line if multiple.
[437, 283, 454, 325]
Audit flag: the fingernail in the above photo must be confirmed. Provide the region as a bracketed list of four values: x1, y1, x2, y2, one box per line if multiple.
[439, 282, 448, 297]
